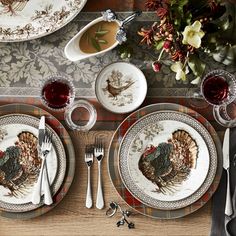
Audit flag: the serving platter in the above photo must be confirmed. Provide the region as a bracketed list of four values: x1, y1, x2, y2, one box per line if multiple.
[0, 114, 66, 212]
[0, 104, 75, 219]
[0, 0, 87, 42]
[118, 111, 217, 210]
[108, 103, 223, 219]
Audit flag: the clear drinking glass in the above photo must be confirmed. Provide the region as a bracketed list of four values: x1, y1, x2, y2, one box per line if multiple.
[40, 74, 75, 111]
[64, 100, 97, 131]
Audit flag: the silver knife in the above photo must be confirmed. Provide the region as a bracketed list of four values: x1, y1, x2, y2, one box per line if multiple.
[32, 116, 53, 205]
[223, 128, 233, 216]
[38, 116, 45, 147]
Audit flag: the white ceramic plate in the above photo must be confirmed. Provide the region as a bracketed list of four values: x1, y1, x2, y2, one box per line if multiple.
[95, 62, 147, 114]
[0, 114, 66, 212]
[0, 0, 87, 42]
[118, 111, 218, 210]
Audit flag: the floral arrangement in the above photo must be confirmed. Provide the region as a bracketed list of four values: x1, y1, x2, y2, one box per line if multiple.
[138, 0, 235, 83]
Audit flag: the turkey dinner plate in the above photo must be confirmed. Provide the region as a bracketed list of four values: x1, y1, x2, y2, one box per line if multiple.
[0, 0, 87, 42]
[0, 114, 66, 212]
[118, 111, 218, 210]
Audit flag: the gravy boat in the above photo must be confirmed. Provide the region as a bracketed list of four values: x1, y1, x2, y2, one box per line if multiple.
[64, 10, 141, 62]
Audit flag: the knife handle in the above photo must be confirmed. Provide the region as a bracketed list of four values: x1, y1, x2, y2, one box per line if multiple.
[225, 168, 233, 216]
[31, 158, 45, 204]
[43, 161, 53, 205]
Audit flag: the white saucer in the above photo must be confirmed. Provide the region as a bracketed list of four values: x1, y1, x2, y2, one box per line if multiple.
[95, 62, 147, 114]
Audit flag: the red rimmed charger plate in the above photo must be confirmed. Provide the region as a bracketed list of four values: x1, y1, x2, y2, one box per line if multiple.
[0, 103, 75, 219]
[108, 103, 223, 219]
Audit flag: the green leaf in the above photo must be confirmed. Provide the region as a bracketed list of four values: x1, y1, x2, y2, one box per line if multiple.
[95, 30, 109, 37]
[188, 54, 206, 78]
[98, 39, 108, 44]
[97, 24, 103, 32]
[154, 40, 164, 50]
[91, 38, 101, 52]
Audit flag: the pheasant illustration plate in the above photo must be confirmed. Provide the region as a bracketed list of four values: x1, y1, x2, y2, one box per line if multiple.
[0, 0, 87, 42]
[95, 62, 147, 114]
[118, 111, 218, 210]
[0, 114, 66, 212]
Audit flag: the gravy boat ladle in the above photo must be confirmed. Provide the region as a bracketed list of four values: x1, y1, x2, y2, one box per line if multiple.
[64, 10, 141, 62]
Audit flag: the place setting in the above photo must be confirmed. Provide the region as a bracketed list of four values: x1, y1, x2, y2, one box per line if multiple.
[0, 102, 76, 219]
[0, 0, 236, 235]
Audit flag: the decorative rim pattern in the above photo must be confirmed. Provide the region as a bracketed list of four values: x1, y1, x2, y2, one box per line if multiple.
[118, 111, 217, 210]
[0, 103, 75, 219]
[108, 103, 223, 219]
[0, 114, 66, 212]
[0, 0, 87, 42]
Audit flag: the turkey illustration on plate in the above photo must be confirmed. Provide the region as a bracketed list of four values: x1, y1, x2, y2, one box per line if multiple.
[0, 129, 41, 198]
[138, 130, 198, 195]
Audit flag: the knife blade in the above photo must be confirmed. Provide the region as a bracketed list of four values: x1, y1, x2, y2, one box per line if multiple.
[38, 116, 45, 147]
[223, 128, 233, 216]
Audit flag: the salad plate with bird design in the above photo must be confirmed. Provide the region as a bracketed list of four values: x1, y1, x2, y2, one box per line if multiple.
[0, 114, 66, 212]
[0, 0, 87, 42]
[118, 111, 218, 210]
[95, 62, 147, 114]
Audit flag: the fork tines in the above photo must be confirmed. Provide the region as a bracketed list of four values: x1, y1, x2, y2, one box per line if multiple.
[95, 137, 104, 152]
[44, 132, 52, 143]
[85, 145, 93, 166]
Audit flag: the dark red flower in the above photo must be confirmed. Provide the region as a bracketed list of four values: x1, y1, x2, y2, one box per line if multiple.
[163, 40, 172, 49]
[152, 61, 162, 72]
[207, 0, 219, 12]
[164, 22, 174, 33]
[156, 7, 168, 19]
[145, 0, 161, 10]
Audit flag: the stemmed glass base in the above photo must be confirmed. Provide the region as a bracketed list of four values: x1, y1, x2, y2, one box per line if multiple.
[213, 101, 236, 127]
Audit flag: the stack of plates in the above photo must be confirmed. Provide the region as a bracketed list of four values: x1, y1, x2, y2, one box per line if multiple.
[0, 104, 75, 219]
[108, 103, 223, 219]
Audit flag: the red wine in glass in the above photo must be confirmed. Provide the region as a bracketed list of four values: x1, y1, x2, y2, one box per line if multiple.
[202, 75, 229, 105]
[41, 77, 75, 110]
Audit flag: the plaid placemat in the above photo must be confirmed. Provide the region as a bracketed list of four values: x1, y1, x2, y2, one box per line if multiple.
[108, 103, 223, 219]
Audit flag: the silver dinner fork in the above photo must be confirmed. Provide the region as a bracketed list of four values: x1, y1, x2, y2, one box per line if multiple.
[32, 133, 53, 205]
[85, 145, 93, 208]
[94, 138, 104, 209]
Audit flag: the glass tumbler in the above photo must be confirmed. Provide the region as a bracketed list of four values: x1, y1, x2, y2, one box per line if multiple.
[65, 100, 97, 131]
[40, 74, 75, 111]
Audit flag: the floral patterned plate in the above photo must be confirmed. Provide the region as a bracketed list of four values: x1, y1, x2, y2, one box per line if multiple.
[0, 114, 66, 212]
[95, 62, 147, 114]
[0, 0, 87, 42]
[118, 111, 218, 210]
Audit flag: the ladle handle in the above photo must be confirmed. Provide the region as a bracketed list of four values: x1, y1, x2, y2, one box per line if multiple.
[120, 11, 142, 26]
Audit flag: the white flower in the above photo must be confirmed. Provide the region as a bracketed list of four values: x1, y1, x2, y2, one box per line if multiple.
[182, 21, 205, 48]
[191, 77, 201, 85]
[170, 62, 186, 81]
